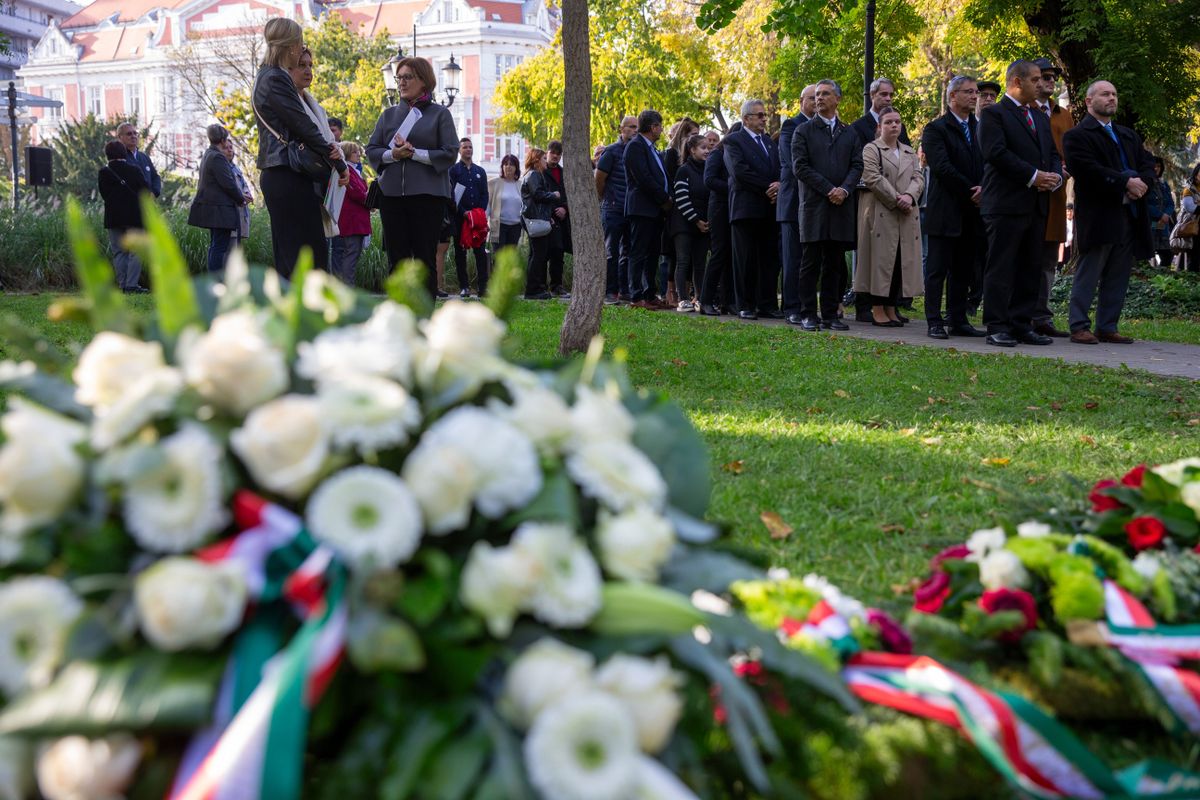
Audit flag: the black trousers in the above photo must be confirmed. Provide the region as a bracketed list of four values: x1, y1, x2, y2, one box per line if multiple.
[924, 233, 976, 325]
[869, 248, 904, 305]
[260, 166, 327, 279]
[982, 213, 1045, 335]
[380, 194, 443, 296]
[546, 226, 566, 291]
[799, 240, 847, 319]
[780, 220, 803, 315]
[628, 214, 663, 301]
[731, 217, 781, 313]
[603, 212, 630, 296]
[498, 222, 523, 248]
[525, 234, 551, 296]
[674, 230, 709, 300]
[453, 229, 489, 295]
[701, 201, 732, 307]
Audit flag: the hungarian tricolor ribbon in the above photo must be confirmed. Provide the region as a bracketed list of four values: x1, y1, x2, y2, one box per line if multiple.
[781, 600, 859, 658]
[169, 492, 347, 800]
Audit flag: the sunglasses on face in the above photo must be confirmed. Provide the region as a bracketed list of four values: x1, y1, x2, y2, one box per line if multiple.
[745, 112, 767, 119]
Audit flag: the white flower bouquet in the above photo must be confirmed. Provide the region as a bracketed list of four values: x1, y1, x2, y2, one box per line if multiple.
[0, 201, 855, 799]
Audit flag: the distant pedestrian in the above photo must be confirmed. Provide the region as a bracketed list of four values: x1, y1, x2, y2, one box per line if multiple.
[521, 147, 560, 300]
[1180, 165, 1200, 272]
[117, 122, 161, 198]
[333, 142, 371, 286]
[489, 154, 524, 250]
[1147, 158, 1175, 268]
[188, 124, 246, 273]
[670, 133, 711, 310]
[724, 99, 781, 320]
[97, 140, 149, 293]
[544, 140, 571, 297]
[624, 109, 672, 309]
[595, 115, 638, 302]
[449, 137, 490, 297]
[218, 137, 253, 247]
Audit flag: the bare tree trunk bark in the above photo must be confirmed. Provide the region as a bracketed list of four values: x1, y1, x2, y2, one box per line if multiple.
[557, 0, 606, 355]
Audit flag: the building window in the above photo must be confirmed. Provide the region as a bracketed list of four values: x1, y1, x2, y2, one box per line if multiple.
[157, 76, 174, 114]
[47, 88, 63, 119]
[86, 86, 102, 117]
[127, 83, 141, 117]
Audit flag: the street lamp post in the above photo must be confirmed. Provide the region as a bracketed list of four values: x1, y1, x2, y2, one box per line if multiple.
[863, 0, 876, 114]
[7, 82, 18, 211]
[380, 48, 463, 108]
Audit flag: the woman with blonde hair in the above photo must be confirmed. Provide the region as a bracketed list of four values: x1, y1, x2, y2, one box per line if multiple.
[520, 147, 560, 299]
[252, 17, 347, 277]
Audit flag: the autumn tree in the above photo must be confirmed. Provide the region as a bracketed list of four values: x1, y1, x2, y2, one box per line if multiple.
[304, 14, 394, 144]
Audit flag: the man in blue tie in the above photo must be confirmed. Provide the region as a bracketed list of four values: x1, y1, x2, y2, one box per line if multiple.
[723, 99, 782, 319]
[623, 109, 672, 308]
[1061, 80, 1156, 345]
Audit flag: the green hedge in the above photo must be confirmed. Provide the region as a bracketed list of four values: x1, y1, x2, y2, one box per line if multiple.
[1051, 265, 1200, 319]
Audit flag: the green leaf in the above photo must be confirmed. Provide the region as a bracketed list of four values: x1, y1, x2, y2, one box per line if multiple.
[0, 365, 90, 419]
[420, 725, 491, 800]
[0, 315, 73, 373]
[386, 259, 434, 319]
[590, 582, 705, 636]
[380, 705, 470, 800]
[666, 507, 720, 545]
[127, 196, 201, 339]
[65, 197, 130, 334]
[501, 467, 580, 528]
[632, 401, 712, 518]
[1140, 470, 1177, 504]
[484, 247, 524, 322]
[0, 652, 224, 736]
[347, 608, 426, 673]
[1023, 631, 1064, 689]
[475, 703, 533, 798]
[394, 551, 454, 627]
[660, 547, 763, 595]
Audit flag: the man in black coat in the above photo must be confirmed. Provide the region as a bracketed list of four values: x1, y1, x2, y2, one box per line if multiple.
[724, 99, 782, 320]
[778, 84, 816, 324]
[97, 140, 149, 293]
[624, 109, 672, 308]
[977, 59, 1063, 347]
[850, 77, 912, 150]
[921, 75, 986, 339]
[1062, 80, 1155, 344]
[792, 79, 863, 331]
[698, 122, 741, 315]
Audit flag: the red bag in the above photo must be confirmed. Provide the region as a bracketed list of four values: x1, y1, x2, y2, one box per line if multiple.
[460, 207, 490, 248]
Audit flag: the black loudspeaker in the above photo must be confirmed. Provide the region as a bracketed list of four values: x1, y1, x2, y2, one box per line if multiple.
[25, 146, 52, 186]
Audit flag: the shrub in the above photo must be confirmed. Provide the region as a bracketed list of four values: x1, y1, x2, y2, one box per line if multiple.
[1049, 265, 1200, 319]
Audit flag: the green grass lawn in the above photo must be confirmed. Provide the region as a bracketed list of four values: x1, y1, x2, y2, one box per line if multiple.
[2, 293, 1198, 609]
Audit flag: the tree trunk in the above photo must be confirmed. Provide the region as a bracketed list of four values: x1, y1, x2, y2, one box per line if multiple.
[557, 0, 606, 355]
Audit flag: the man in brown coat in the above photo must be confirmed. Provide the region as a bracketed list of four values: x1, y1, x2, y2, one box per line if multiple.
[1030, 57, 1074, 337]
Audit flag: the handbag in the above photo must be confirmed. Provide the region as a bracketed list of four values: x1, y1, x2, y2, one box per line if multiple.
[522, 216, 552, 238]
[251, 95, 332, 185]
[366, 179, 383, 210]
[1172, 210, 1198, 239]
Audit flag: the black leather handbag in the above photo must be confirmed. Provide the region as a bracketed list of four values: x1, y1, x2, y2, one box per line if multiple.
[253, 99, 332, 185]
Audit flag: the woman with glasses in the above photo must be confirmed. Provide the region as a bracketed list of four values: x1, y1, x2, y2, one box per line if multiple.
[366, 57, 458, 296]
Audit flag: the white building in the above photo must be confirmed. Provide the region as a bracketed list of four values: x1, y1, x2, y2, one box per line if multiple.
[16, 0, 553, 171]
[0, 0, 81, 80]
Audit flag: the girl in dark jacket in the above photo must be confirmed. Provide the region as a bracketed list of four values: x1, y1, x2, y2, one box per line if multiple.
[520, 147, 560, 299]
[188, 125, 246, 273]
[671, 135, 712, 310]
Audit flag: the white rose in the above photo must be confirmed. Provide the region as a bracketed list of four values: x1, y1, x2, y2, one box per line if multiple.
[801, 573, 865, 621]
[513, 522, 603, 628]
[318, 375, 421, 454]
[459, 542, 539, 637]
[0, 576, 83, 695]
[1181, 482, 1200, 518]
[36, 735, 140, 800]
[595, 655, 684, 753]
[499, 638, 595, 729]
[135, 557, 247, 651]
[422, 301, 506, 365]
[966, 527, 1007, 562]
[489, 385, 575, 456]
[524, 691, 640, 800]
[569, 386, 635, 450]
[89, 367, 184, 451]
[0, 736, 32, 800]
[1131, 551, 1163, 581]
[567, 440, 667, 512]
[1016, 521, 1051, 539]
[402, 443, 477, 535]
[179, 309, 289, 416]
[0, 399, 86, 539]
[979, 550, 1030, 590]
[306, 467, 423, 571]
[596, 507, 675, 582]
[231, 395, 328, 499]
[296, 302, 417, 386]
[73, 332, 166, 409]
[1151, 458, 1200, 487]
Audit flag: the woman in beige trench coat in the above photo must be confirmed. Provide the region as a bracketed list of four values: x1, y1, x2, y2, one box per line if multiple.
[854, 108, 925, 326]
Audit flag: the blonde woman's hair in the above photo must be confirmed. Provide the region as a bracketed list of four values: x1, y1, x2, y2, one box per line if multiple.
[262, 18, 303, 68]
[339, 141, 362, 160]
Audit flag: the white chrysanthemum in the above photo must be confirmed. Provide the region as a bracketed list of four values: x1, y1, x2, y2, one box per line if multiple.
[318, 375, 421, 454]
[402, 408, 542, 533]
[979, 550, 1030, 590]
[0, 576, 83, 695]
[422, 301, 506, 364]
[489, 385, 574, 455]
[230, 395, 328, 500]
[499, 638, 595, 730]
[135, 557, 247, 651]
[966, 527, 1007, 562]
[569, 386, 635, 450]
[513, 522, 603, 628]
[296, 302, 418, 386]
[460, 542, 540, 637]
[1131, 552, 1163, 581]
[179, 309, 289, 416]
[123, 426, 228, 552]
[0, 399, 86, 539]
[1151, 458, 1200, 487]
[73, 332, 166, 409]
[1181, 482, 1200, 517]
[0, 736, 32, 800]
[524, 691, 641, 800]
[1016, 521, 1051, 539]
[36, 735, 140, 800]
[567, 440, 666, 512]
[90, 367, 184, 450]
[306, 467, 423, 570]
[596, 507, 675, 582]
[595, 655, 684, 753]
[801, 573, 865, 621]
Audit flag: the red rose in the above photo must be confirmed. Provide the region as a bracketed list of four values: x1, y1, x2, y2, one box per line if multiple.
[979, 588, 1038, 642]
[1125, 516, 1166, 550]
[1089, 479, 1124, 513]
[1121, 464, 1147, 488]
[779, 617, 804, 638]
[913, 572, 951, 613]
[867, 608, 912, 654]
[931, 544, 971, 571]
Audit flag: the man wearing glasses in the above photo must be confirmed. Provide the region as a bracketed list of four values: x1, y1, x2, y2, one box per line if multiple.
[723, 99, 782, 320]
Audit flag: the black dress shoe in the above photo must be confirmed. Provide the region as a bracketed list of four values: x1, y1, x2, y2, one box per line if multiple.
[699, 304, 721, 316]
[1016, 330, 1053, 345]
[985, 332, 1019, 348]
[823, 318, 850, 331]
[759, 310, 784, 319]
[800, 316, 821, 332]
[948, 323, 986, 337]
[896, 313, 910, 323]
[738, 310, 758, 320]
[928, 325, 949, 339]
[525, 292, 552, 300]
[872, 319, 902, 328]
[785, 314, 804, 325]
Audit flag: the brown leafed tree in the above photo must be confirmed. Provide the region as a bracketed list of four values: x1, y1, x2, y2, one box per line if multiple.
[557, 0, 606, 355]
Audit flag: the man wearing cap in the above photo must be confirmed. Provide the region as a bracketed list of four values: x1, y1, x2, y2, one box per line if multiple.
[976, 81, 1001, 114]
[1029, 58, 1074, 338]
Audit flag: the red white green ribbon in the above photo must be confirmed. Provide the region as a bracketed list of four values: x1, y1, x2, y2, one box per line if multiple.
[780, 600, 860, 658]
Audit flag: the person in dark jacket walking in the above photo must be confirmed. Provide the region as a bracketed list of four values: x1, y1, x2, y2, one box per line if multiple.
[449, 137, 489, 297]
[252, 17, 347, 278]
[521, 148, 560, 299]
[698, 122, 741, 315]
[670, 134, 711, 310]
[188, 124, 246, 273]
[97, 140, 149, 293]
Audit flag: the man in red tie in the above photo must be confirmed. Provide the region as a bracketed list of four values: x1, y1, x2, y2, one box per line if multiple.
[976, 59, 1064, 348]
[1029, 57, 1075, 338]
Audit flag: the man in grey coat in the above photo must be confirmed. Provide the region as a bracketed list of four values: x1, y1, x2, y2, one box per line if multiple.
[791, 79, 863, 331]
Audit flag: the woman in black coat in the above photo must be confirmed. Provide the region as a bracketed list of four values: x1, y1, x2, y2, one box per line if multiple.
[671, 134, 712, 310]
[520, 147, 560, 300]
[188, 125, 246, 273]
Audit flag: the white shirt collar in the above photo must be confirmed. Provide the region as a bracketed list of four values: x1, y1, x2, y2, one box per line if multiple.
[950, 110, 970, 125]
[869, 109, 880, 123]
[1004, 93, 1024, 108]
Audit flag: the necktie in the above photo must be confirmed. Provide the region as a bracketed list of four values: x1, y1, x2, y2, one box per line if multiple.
[1040, 103, 1051, 117]
[960, 119, 971, 144]
[1105, 123, 1130, 171]
[755, 134, 770, 159]
[1023, 106, 1035, 131]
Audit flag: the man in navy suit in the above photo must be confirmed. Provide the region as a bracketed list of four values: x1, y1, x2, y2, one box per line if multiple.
[724, 99, 782, 319]
[624, 109, 672, 308]
[977, 59, 1063, 347]
[778, 85, 816, 324]
[117, 123, 161, 198]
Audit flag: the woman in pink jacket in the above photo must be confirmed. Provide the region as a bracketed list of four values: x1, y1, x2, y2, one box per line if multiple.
[334, 141, 372, 286]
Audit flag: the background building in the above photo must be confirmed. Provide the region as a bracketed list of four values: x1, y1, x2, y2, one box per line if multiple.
[0, 0, 80, 80]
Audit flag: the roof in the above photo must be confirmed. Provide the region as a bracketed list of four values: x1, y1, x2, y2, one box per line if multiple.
[61, 0, 182, 28]
[467, 0, 520, 23]
[71, 22, 156, 59]
[331, 1, 424, 37]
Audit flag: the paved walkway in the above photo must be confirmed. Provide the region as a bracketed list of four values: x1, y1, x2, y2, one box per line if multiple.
[689, 313, 1200, 381]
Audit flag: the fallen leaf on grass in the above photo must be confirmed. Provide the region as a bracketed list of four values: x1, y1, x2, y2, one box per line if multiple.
[921, 436, 943, 446]
[1050, 402, 1063, 411]
[1084, 401, 1099, 410]
[671, 358, 688, 367]
[721, 460, 745, 474]
[1026, 406, 1041, 411]
[892, 579, 921, 596]
[981, 457, 1011, 467]
[880, 523, 906, 534]
[834, 389, 850, 398]
[1027, 475, 1047, 485]
[1079, 435, 1097, 447]
[760, 511, 793, 540]
[1188, 419, 1200, 427]
[899, 427, 918, 436]
[806, 406, 823, 415]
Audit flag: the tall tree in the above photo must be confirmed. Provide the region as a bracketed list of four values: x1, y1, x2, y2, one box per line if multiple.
[304, 14, 394, 144]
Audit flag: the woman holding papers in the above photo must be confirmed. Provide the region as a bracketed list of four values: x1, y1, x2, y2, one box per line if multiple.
[366, 57, 459, 297]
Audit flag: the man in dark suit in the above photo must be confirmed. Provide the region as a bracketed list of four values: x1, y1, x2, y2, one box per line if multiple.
[595, 115, 638, 302]
[1063, 80, 1155, 344]
[850, 78, 912, 150]
[977, 59, 1063, 347]
[117, 123, 161, 198]
[698, 122, 741, 315]
[724, 99, 782, 320]
[1030, 58, 1074, 338]
[921, 75, 986, 339]
[779, 84, 816, 324]
[97, 140, 150, 293]
[792, 79, 862, 331]
[624, 109, 672, 309]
